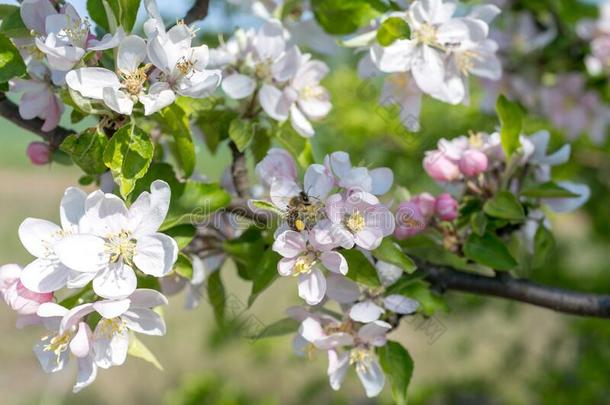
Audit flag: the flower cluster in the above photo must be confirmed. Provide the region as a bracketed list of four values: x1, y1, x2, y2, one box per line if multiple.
[210, 20, 332, 137]
[354, 0, 502, 131]
[578, 1, 610, 77]
[1, 181, 178, 392]
[254, 149, 395, 304]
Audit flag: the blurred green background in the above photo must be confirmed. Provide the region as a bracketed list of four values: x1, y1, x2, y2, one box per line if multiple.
[2, 0, 610, 404]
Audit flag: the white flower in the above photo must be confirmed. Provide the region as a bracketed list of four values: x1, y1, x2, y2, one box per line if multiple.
[18, 187, 87, 293]
[60, 289, 167, 369]
[324, 151, 394, 195]
[66, 35, 168, 116]
[53, 180, 178, 299]
[328, 346, 386, 398]
[34, 302, 97, 393]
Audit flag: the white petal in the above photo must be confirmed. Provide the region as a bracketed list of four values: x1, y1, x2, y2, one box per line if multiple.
[60, 303, 95, 333]
[357, 320, 391, 346]
[129, 288, 168, 308]
[221, 73, 256, 99]
[383, 294, 420, 314]
[34, 335, 69, 373]
[259, 84, 289, 121]
[320, 251, 348, 275]
[298, 268, 326, 305]
[133, 233, 178, 277]
[304, 164, 334, 200]
[356, 357, 385, 397]
[349, 300, 385, 323]
[18, 218, 61, 258]
[269, 179, 301, 211]
[128, 180, 172, 236]
[53, 234, 107, 273]
[93, 263, 137, 299]
[93, 299, 131, 319]
[140, 82, 176, 116]
[272, 230, 306, 259]
[117, 35, 147, 72]
[369, 168, 394, 195]
[60, 187, 86, 232]
[290, 104, 314, 137]
[102, 87, 134, 115]
[80, 193, 129, 235]
[122, 308, 166, 336]
[327, 350, 349, 391]
[370, 40, 415, 73]
[326, 273, 360, 303]
[299, 317, 325, 343]
[73, 355, 97, 393]
[70, 322, 93, 358]
[545, 182, 591, 213]
[94, 325, 129, 369]
[21, 0, 57, 34]
[20, 258, 69, 293]
[65, 68, 120, 100]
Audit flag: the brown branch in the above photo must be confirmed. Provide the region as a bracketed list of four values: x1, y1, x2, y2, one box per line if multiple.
[0, 93, 73, 148]
[183, 0, 210, 25]
[421, 264, 610, 318]
[229, 140, 250, 199]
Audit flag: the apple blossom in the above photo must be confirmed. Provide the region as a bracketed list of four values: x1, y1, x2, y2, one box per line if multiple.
[394, 201, 427, 239]
[254, 147, 298, 187]
[435, 193, 458, 221]
[411, 193, 436, 219]
[324, 151, 394, 195]
[53, 180, 178, 299]
[459, 149, 489, 177]
[423, 150, 461, 182]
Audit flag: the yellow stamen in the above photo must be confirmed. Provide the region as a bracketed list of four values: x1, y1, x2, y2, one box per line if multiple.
[293, 253, 316, 276]
[346, 211, 366, 233]
[97, 317, 127, 338]
[120, 65, 150, 95]
[105, 231, 136, 264]
[349, 348, 372, 372]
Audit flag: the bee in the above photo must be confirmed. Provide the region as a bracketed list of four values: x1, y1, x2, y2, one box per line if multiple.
[285, 191, 324, 232]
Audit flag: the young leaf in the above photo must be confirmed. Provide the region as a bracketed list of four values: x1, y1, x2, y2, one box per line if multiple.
[376, 17, 410, 46]
[60, 128, 108, 175]
[521, 181, 580, 198]
[173, 253, 193, 280]
[195, 109, 236, 154]
[248, 249, 281, 307]
[343, 249, 381, 287]
[207, 271, 225, 325]
[311, 0, 382, 35]
[159, 104, 196, 178]
[533, 224, 555, 269]
[0, 33, 26, 82]
[128, 332, 163, 371]
[483, 191, 525, 221]
[247, 317, 300, 340]
[496, 95, 522, 158]
[372, 238, 417, 273]
[103, 125, 154, 198]
[162, 181, 231, 229]
[248, 199, 284, 216]
[163, 224, 196, 250]
[229, 119, 255, 152]
[464, 233, 518, 270]
[471, 211, 488, 236]
[378, 341, 414, 405]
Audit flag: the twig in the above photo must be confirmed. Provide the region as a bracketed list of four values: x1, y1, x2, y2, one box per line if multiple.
[184, 0, 211, 25]
[229, 140, 250, 199]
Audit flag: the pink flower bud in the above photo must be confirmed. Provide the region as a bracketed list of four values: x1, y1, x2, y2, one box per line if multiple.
[394, 202, 427, 239]
[26, 142, 51, 165]
[0, 264, 52, 315]
[423, 151, 461, 182]
[411, 193, 436, 219]
[459, 149, 488, 177]
[435, 193, 458, 221]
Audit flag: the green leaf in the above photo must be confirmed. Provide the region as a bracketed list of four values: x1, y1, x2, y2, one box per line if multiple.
[464, 233, 518, 270]
[173, 253, 193, 280]
[229, 119, 255, 152]
[159, 104, 196, 178]
[223, 227, 265, 281]
[0, 7, 29, 37]
[471, 211, 488, 236]
[483, 191, 525, 221]
[250, 125, 272, 163]
[162, 180, 231, 229]
[247, 317, 300, 340]
[393, 280, 447, 315]
[248, 249, 281, 307]
[60, 128, 108, 175]
[378, 341, 414, 405]
[311, 0, 382, 35]
[248, 199, 283, 216]
[0, 33, 25, 82]
[399, 234, 474, 272]
[103, 125, 154, 198]
[128, 333, 163, 371]
[163, 224, 196, 250]
[275, 125, 314, 169]
[343, 248, 381, 287]
[521, 181, 580, 198]
[533, 224, 555, 269]
[376, 16, 410, 46]
[207, 271, 225, 325]
[195, 109, 235, 154]
[496, 95, 522, 158]
[118, 0, 141, 31]
[372, 238, 417, 273]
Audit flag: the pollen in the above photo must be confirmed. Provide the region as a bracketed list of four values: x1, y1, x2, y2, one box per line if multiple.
[105, 231, 136, 264]
[349, 348, 372, 372]
[455, 50, 479, 76]
[97, 317, 127, 339]
[295, 219, 306, 231]
[60, 16, 91, 48]
[301, 85, 324, 100]
[346, 211, 366, 233]
[120, 65, 149, 95]
[43, 331, 74, 362]
[293, 253, 316, 276]
[413, 23, 438, 47]
[176, 56, 197, 77]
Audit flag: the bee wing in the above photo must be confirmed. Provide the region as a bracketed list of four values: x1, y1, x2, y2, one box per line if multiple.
[269, 180, 302, 211]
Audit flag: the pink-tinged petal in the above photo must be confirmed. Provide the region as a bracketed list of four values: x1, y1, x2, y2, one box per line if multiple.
[329, 225, 355, 250]
[320, 251, 348, 275]
[129, 289, 168, 308]
[356, 356, 385, 398]
[18, 218, 61, 258]
[339, 167, 372, 193]
[326, 273, 360, 304]
[325, 193, 345, 224]
[354, 227, 384, 250]
[20, 258, 69, 293]
[122, 308, 166, 336]
[8, 281, 53, 315]
[299, 317, 325, 343]
[133, 233, 178, 277]
[92, 263, 137, 300]
[21, 0, 57, 33]
[278, 258, 296, 276]
[93, 324, 129, 369]
[304, 164, 334, 200]
[93, 299, 131, 319]
[0, 263, 21, 291]
[298, 268, 326, 305]
[70, 322, 93, 358]
[272, 230, 306, 259]
[26, 141, 51, 165]
[364, 205, 395, 237]
[349, 300, 384, 323]
[309, 220, 339, 251]
[273, 45, 301, 82]
[53, 234, 107, 273]
[221, 73, 256, 99]
[73, 355, 97, 393]
[19, 89, 47, 119]
[328, 350, 350, 391]
[357, 320, 391, 347]
[369, 168, 393, 195]
[383, 294, 419, 314]
[259, 84, 289, 121]
[297, 89, 331, 120]
[255, 148, 298, 186]
[60, 187, 86, 232]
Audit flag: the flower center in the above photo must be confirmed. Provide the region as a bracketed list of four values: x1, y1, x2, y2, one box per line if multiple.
[43, 331, 74, 362]
[58, 16, 91, 48]
[414, 23, 438, 46]
[346, 211, 365, 233]
[176, 55, 197, 77]
[120, 66, 149, 95]
[301, 85, 324, 100]
[293, 253, 316, 276]
[97, 317, 127, 338]
[349, 348, 372, 372]
[455, 50, 479, 76]
[105, 231, 136, 264]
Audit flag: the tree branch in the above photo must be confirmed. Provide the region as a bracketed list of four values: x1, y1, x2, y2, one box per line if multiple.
[421, 264, 610, 318]
[184, 0, 210, 25]
[0, 93, 72, 148]
[229, 141, 250, 199]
